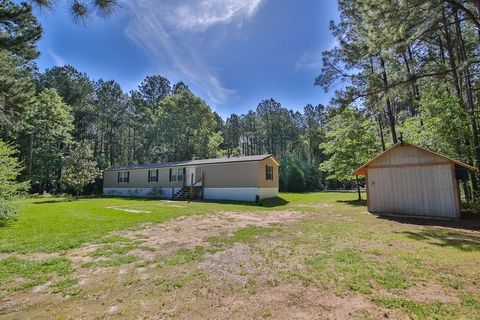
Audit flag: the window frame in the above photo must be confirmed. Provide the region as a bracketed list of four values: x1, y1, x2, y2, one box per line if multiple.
[169, 168, 184, 182]
[118, 171, 130, 183]
[148, 169, 159, 183]
[265, 165, 273, 181]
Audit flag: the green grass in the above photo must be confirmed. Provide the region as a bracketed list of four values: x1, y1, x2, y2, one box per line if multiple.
[90, 244, 139, 257]
[0, 193, 358, 254]
[81, 255, 138, 268]
[0, 257, 72, 296]
[373, 297, 456, 320]
[162, 246, 206, 265]
[153, 270, 206, 293]
[1, 192, 480, 319]
[50, 277, 80, 295]
[0, 257, 72, 283]
[208, 225, 278, 247]
[0, 196, 275, 254]
[305, 248, 408, 294]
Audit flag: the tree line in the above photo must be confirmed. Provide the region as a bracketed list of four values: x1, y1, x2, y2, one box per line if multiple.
[316, 0, 480, 202]
[2, 0, 479, 224]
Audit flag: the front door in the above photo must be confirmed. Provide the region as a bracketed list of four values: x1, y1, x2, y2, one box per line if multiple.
[185, 167, 195, 186]
[185, 167, 202, 186]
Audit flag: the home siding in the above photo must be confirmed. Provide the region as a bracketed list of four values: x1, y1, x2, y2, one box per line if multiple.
[257, 157, 279, 199]
[105, 161, 263, 188]
[198, 161, 260, 188]
[103, 168, 183, 189]
[103, 156, 280, 201]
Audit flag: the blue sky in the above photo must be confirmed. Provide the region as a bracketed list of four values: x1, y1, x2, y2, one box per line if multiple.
[35, 0, 339, 118]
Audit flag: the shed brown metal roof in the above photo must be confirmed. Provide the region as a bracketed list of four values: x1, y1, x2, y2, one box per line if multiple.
[353, 142, 477, 176]
[105, 154, 279, 171]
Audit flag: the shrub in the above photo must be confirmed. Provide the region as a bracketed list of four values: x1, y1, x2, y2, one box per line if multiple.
[0, 141, 28, 225]
[287, 165, 306, 192]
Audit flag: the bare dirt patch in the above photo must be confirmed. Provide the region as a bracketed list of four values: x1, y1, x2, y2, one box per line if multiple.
[115, 210, 304, 257]
[201, 243, 273, 285]
[404, 283, 460, 304]
[0, 209, 307, 318]
[183, 281, 385, 320]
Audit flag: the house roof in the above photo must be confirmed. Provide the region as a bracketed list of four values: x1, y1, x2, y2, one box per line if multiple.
[353, 141, 477, 176]
[105, 154, 279, 171]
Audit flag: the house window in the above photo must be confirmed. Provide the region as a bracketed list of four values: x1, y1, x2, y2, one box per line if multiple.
[148, 169, 159, 182]
[266, 165, 273, 181]
[118, 171, 130, 183]
[169, 168, 184, 182]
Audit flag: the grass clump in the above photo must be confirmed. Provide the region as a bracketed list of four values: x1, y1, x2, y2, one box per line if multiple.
[90, 244, 138, 257]
[50, 277, 80, 296]
[0, 257, 72, 284]
[373, 297, 455, 320]
[0, 257, 72, 295]
[81, 255, 137, 268]
[154, 271, 205, 293]
[305, 248, 407, 294]
[163, 246, 205, 265]
[208, 225, 277, 247]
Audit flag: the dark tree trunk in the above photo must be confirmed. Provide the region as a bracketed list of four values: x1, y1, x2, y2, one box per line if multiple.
[28, 133, 33, 179]
[453, 9, 480, 197]
[356, 175, 362, 201]
[379, 57, 397, 144]
[378, 113, 386, 151]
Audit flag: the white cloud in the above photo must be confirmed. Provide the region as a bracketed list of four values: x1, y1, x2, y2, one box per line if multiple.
[48, 49, 65, 66]
[170, 0, 264, 31]
[295, 50, 323, 71]
[295, 39, 338, 72]
[123, 0, 265, 105]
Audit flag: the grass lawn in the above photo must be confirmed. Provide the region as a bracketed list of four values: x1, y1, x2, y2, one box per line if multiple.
[1, 192, 479, 319]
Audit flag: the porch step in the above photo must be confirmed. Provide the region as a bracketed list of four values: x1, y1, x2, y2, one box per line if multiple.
[172, 187, 203, 200]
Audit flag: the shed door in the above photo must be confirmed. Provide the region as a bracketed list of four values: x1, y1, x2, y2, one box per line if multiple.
[367, 164, 458, 218]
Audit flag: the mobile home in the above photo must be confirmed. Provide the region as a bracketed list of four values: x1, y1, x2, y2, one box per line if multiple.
[103, 154, 279, 202]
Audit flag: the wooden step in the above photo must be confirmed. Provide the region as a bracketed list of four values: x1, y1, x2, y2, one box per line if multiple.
[172, 187, 203, 200]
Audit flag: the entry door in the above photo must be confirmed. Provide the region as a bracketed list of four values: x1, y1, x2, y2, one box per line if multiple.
[185, 167, 195, 186]
[185, 167, 202, 186]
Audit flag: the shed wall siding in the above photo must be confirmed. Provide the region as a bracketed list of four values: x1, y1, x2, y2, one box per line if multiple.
[367, 164, 459, 218]
[372, 145, 446, 166]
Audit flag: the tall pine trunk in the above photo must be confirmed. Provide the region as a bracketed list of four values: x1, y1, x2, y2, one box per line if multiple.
[380, 57, 398, 144]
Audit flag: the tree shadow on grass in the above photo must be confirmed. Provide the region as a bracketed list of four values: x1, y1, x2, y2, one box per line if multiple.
[195, 196, 289, 208]
[393, 228, 480, 252]
[100, 195, 289, 208]
[336, 199, 367, 207]
[377, 213, 480, 232]
[33, 198, 78, 204]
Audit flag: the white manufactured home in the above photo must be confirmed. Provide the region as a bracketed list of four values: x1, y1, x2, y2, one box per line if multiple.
[103, 154, 279, 202]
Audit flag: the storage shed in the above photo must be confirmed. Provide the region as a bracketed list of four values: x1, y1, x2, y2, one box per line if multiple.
[354, 141, 477, 219]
